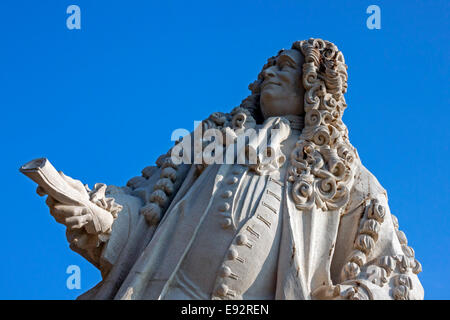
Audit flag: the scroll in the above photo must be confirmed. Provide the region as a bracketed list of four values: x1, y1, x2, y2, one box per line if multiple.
[19, 158, 111, 234]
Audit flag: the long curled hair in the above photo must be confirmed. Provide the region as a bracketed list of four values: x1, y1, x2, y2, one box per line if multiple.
[240, 38, 359, 212]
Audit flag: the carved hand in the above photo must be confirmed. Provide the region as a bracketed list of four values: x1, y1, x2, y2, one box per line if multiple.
[39, 172, 115, 235]
[46, 196, 98, 230]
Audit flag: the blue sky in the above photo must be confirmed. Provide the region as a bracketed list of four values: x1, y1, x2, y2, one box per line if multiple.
[0, 0, 448, 299]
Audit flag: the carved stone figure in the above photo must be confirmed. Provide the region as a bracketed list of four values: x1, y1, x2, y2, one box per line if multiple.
[21, 39, 424, 300]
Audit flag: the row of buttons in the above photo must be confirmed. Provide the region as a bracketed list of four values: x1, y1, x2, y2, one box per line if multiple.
[214, 233, 250, 297]
[213, 174, 283, 299]
[216, 166, 244, 230]
[213, 166, 247, 298]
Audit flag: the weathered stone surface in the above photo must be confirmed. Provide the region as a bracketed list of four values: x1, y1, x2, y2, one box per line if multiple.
[20, 39, 424, 300]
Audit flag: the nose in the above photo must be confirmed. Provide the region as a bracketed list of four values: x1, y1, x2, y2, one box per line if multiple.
[262, 66, 277, 79]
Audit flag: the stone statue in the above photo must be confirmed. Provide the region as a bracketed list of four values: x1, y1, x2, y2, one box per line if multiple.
[20, 39, 424, 300]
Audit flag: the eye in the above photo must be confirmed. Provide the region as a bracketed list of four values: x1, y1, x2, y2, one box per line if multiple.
[279, 63, 289, 71]
[277, 59, 292, 70]
[277, 57, 296, 70]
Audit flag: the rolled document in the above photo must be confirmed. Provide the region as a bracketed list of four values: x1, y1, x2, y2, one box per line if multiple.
[19, 158, 105, 233]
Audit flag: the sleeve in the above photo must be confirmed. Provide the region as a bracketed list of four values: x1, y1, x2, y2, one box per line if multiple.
[68, 153, 191, 273]
[334, 181, 424, 300]
[70, 109, 253, 273]
[66, 183, 146, 273]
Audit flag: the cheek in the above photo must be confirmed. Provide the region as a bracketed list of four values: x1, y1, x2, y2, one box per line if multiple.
[280, 73, 302, 95]
[278, 72, 295, 87]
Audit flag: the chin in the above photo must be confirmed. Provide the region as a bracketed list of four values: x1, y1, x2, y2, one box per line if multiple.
[260, 89, 276, 101]
[260, 90, 281, 109]
[261, 104, 287, 119]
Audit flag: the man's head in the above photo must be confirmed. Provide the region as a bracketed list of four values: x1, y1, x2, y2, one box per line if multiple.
[232, 39, 356, 215]
[240, 39, 348, 125]
[259, 49, 305, 119]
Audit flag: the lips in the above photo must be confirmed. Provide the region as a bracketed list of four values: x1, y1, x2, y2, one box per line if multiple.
[261, 81, 281, 89]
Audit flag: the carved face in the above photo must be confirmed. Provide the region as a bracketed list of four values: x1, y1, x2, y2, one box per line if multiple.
[260, 49, 305, 119]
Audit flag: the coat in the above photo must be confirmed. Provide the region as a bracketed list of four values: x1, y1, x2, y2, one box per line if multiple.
[76, 116, 424, 300]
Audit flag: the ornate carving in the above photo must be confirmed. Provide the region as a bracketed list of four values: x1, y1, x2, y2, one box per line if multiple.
[286, 39, 357, 213]
[341, 199, 385, 282]
[234, 39, 357, 213]
[339, 208, 423, 300]
[128, 106, 259, 226]
[389, 214, 422, 300]
[19, 38, 424, 300]
[392, 274, 414, 300]
[140, 155, 180, 225]
[87, 183, 123, 220]
[378, 255, 397, 276]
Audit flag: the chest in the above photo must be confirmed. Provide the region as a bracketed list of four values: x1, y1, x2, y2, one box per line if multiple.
[163, 129, 301, 299]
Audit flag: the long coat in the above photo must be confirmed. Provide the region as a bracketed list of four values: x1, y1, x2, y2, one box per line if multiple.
[76, 117, 424, 300]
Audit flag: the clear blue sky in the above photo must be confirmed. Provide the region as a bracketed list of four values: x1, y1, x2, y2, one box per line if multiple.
[0, 0, 448, 299]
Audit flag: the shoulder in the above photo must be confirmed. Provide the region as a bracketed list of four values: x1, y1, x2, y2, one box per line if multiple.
[346, 161, 387, 212]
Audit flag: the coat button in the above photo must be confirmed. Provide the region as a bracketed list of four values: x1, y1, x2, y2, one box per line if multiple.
[220, 266, 232, 278]
[236, 234, 248, 245]
[232, 167, 242, 175]
[221, 190, 233, 198]
[227, 248, 238, 260]
[221, 218, 232, 229]
[227, 177, 238, 184]
[216, 283, 228, 296]
[218, 202, 230, 212]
